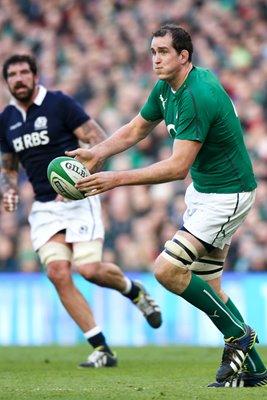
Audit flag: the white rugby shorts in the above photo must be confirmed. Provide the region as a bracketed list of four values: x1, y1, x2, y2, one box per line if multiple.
[28, 196, 104, 251]
[183, 183, 256, 249]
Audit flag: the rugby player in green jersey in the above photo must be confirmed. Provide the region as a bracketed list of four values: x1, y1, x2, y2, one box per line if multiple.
[67, 24, 267, 387]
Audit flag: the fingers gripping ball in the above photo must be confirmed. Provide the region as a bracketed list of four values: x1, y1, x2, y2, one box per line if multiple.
[47, 156, 90, 200]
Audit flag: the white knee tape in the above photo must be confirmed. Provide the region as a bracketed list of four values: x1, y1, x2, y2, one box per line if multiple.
[38, 242, 72, 266]
[190, 256, 224, 280]
[161, 234, 199, 269]
[73, 240, 103, 266]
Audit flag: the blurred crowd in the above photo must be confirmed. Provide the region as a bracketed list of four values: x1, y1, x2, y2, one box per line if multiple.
[0, 0, 266, 273]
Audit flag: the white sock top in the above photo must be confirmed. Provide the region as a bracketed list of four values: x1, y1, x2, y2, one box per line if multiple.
[84, 326, 102, 339]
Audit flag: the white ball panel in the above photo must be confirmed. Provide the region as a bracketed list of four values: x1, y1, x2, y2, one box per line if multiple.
[50, 171, 85, 200]
[60, 159, 90, 184]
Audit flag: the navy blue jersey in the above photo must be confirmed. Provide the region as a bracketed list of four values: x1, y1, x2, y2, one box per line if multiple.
[0, 86, 90, 201]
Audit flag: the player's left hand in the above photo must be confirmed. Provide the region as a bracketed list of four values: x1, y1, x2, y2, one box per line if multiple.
[75, 171, 118, 196]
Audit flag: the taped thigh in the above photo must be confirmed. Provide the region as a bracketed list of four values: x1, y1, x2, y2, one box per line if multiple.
[38, 242, 72, 267]
[161, 234, 199, 269]
[73, 240, 103, 266]
[189, 256, 224, 281]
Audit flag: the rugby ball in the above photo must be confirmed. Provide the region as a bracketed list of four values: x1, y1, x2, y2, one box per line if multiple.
[47, 156, 90, 200]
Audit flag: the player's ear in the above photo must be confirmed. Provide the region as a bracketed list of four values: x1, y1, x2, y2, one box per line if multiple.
[179, 49, 189, 63]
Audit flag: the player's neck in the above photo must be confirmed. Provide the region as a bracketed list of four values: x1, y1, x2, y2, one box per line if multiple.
[172, 63, 193, 91]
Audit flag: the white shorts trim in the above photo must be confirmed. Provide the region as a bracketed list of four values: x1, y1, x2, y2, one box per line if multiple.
[183, 183, 256, 250]
[28, 197, 104, 251]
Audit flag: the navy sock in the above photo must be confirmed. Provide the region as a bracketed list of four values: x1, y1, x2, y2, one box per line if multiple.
[88, 332, 112, 354]
[122, 280, 140, 301]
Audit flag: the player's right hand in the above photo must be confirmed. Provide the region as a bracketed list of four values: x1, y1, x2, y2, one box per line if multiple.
[3, 189, 19, 212]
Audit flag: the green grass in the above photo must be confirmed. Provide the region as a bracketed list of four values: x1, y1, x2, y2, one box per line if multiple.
[0, 346, 266, 400]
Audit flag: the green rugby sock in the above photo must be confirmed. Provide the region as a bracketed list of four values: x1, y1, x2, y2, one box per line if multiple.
[181, 274, 244, 339]
[226, 297, 266, 373]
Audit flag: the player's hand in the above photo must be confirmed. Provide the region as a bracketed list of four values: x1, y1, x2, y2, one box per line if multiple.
[65, 148, 100, 173]
[55, 194, 66, 202]
[3, 189, 19, 212]
[75, 171, 118, 196]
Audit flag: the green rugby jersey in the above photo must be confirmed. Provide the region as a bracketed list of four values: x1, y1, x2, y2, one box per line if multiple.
[140, 67, 257, 193]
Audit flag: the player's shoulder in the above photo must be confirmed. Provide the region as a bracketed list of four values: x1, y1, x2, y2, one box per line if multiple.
[188, 67, 221, 91]
[44, 90, 81, 111]
[0, 105, 17, 136]
[46, 90, 82, 107]
[0, 104, 17, 120]
[155, 79, 169, 92]
[46, 90, 73, 101]
[185, 67, 224, 103]
[191, 66, 216, 78]
[151, 79, 171, 99]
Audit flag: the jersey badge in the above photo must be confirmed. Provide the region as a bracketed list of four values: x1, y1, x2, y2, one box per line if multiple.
[34, 116, 48, 130]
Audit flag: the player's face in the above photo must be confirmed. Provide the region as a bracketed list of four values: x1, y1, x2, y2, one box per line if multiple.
[6, 62, 38, 103]
[151, 33, 183, 83]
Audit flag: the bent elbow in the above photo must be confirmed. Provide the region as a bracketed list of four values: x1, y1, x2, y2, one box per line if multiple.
[171, 167, 189, 181]
[179, 169, 189, 180]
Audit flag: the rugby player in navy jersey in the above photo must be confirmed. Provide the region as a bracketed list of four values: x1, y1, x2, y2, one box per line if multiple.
[0, 54, 162, 368]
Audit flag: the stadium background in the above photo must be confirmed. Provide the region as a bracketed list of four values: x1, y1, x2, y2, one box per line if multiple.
[0, 0, 267, 346]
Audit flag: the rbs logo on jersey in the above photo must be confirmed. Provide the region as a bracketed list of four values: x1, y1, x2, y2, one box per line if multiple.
[12, 130, 49, 152]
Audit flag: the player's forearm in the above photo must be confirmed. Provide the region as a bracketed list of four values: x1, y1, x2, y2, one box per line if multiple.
[0, 153, 19, 192]
[75, 119, 107, 147]
[0, 170, 19, 212]
[115, 157, 188, 187]
[68, 116, 155, 172]
[0, 170, 18, 192]
[87, 120, 107, 146]
[92, 121, 149, 162]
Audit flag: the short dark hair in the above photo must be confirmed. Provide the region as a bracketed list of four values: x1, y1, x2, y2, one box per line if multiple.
[152, 24, 193, 61]
[2, 54, 38, 80]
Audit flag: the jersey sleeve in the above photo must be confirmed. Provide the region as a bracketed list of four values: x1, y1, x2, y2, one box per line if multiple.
[175, 88, 213, 142]
[140, 84, 163, 121]
[59, 93, 90, 130]
[0, 112, 14, 153]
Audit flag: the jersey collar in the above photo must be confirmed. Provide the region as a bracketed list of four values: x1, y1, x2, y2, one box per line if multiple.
[33, 85, 47, 105]
[10, 85, 47, 121]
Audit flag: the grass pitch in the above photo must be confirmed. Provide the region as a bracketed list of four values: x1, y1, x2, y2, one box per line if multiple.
[0, 345, 266, 400]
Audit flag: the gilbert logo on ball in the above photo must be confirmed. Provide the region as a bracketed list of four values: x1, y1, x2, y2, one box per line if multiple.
[47, 156, 90, 200]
